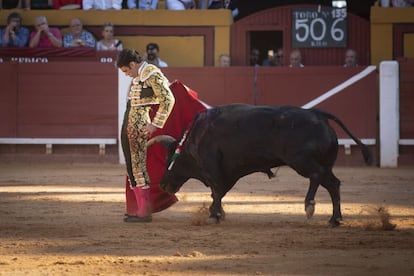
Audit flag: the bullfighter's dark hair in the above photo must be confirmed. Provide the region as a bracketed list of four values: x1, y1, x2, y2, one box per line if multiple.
[116, 48, 142, 68]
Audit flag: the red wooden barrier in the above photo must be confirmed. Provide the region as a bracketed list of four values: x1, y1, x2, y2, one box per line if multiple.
[163, 66, 377, 139]
[0, 62, 118, 139]
[1, 61, 379, 165]
[397, 58, 414, 164]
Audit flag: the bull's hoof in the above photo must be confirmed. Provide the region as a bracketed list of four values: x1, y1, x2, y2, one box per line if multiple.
[206, 216, 219, 224]
[329, 217, 341, 227]
[219, 210, 225, 220]
[305, 200, 316, 219]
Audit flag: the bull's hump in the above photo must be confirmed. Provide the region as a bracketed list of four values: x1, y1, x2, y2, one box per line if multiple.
[194, 105, 317, 133]
[211, 104, 306, 122]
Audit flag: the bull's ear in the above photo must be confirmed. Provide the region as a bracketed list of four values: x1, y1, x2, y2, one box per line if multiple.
[147, 135, 176, 148]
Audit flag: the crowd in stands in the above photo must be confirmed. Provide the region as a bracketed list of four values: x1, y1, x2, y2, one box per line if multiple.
[3, 0, 412, 12]
[0, 0, 240, 59]
[379, 0, 414, 7]
[0, 10, 362, 68]
[0, 0, 382, 67]
[248, 47, 359, 68]
[0, 11, 175, 65]
[0, 12, 121, 51]
[0, 0, 239, 12]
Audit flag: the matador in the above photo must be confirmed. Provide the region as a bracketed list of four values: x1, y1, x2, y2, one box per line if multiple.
[117, 49, 175, 222]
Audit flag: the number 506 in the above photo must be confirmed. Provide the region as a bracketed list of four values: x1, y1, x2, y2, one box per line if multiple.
[295, 17, 345, 42]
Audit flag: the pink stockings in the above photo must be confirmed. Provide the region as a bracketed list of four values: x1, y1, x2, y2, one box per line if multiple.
[125, 179, 151, 217]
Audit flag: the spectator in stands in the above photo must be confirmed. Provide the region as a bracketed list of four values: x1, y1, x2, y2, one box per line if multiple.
[392, 0, 414, 6]
[145, 42, 168, 67]
[82, 0, 122, 10]
[288, 49, 304, 67]
[21, 0, 53, 9]
[1, 0, 22, 9]
[54, 0, 82, 9]
[96, 22, 123, 51]
[249, 48, 261, 66]
[200, 0, 239, 17]
[63, 18, 96, 48]
[218, 54, 231, 67]
[127, 0, 158, 9]
[28, 16, 62, 48]
[1, 12, 29, 47]
[166, 0, 195, 9]
[343, 48, 358, 67]
[262, 48, 283, 67]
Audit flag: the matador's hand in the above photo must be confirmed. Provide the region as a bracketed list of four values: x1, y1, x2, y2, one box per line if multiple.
[144, 123, 158, 137]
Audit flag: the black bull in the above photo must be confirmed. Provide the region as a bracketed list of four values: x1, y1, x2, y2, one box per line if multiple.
[149, 104, 372, 226]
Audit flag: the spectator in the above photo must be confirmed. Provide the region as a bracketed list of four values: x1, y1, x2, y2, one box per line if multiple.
[22, 0, 53, 9]
[288, 49, 304, 67]
[28, 16, 62, 48]
[63, 18, 96, 48]
[262, 48, 283, 67]
[218, 54, 231, 67]
[200, 0, 239, 17]
[1, 12, 29, 47]
[249, 48, 261, 66]
[54, 0, 82, 9]
[343, 48, 358, 67]
[145, 42, 168, 67]
[96, 22, 123, 51]
[1, 0, 22, 9]
[127, 0, 158, 9]
[82, 0, 121, 10]
[166, 0, 195, 9]
[392, 0, 414, 6]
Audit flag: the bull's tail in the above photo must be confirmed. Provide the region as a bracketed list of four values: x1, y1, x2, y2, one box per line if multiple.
[316, 110, 373, 165]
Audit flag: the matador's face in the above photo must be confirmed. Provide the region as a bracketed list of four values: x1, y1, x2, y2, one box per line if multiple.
[120, 62, 139, 78]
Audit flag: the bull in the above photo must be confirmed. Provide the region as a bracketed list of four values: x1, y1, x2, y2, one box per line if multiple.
[149, 104, 372, 226]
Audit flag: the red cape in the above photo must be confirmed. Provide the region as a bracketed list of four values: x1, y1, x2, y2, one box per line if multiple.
[126, 80, 208, 213]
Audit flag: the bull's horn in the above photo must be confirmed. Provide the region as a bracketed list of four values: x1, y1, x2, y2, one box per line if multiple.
[147, 135, 176, 147]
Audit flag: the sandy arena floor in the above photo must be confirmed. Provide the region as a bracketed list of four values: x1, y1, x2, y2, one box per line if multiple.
[0, 162, 413, 276]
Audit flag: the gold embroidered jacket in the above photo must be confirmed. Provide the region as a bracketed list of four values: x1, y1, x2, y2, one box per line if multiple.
[128, 62, 175, 128]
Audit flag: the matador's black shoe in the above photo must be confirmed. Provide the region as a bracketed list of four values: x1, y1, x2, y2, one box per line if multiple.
[123, 215, 152, 223]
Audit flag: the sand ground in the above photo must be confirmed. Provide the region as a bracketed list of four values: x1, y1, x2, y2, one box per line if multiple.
[0, 162, 413, 276]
